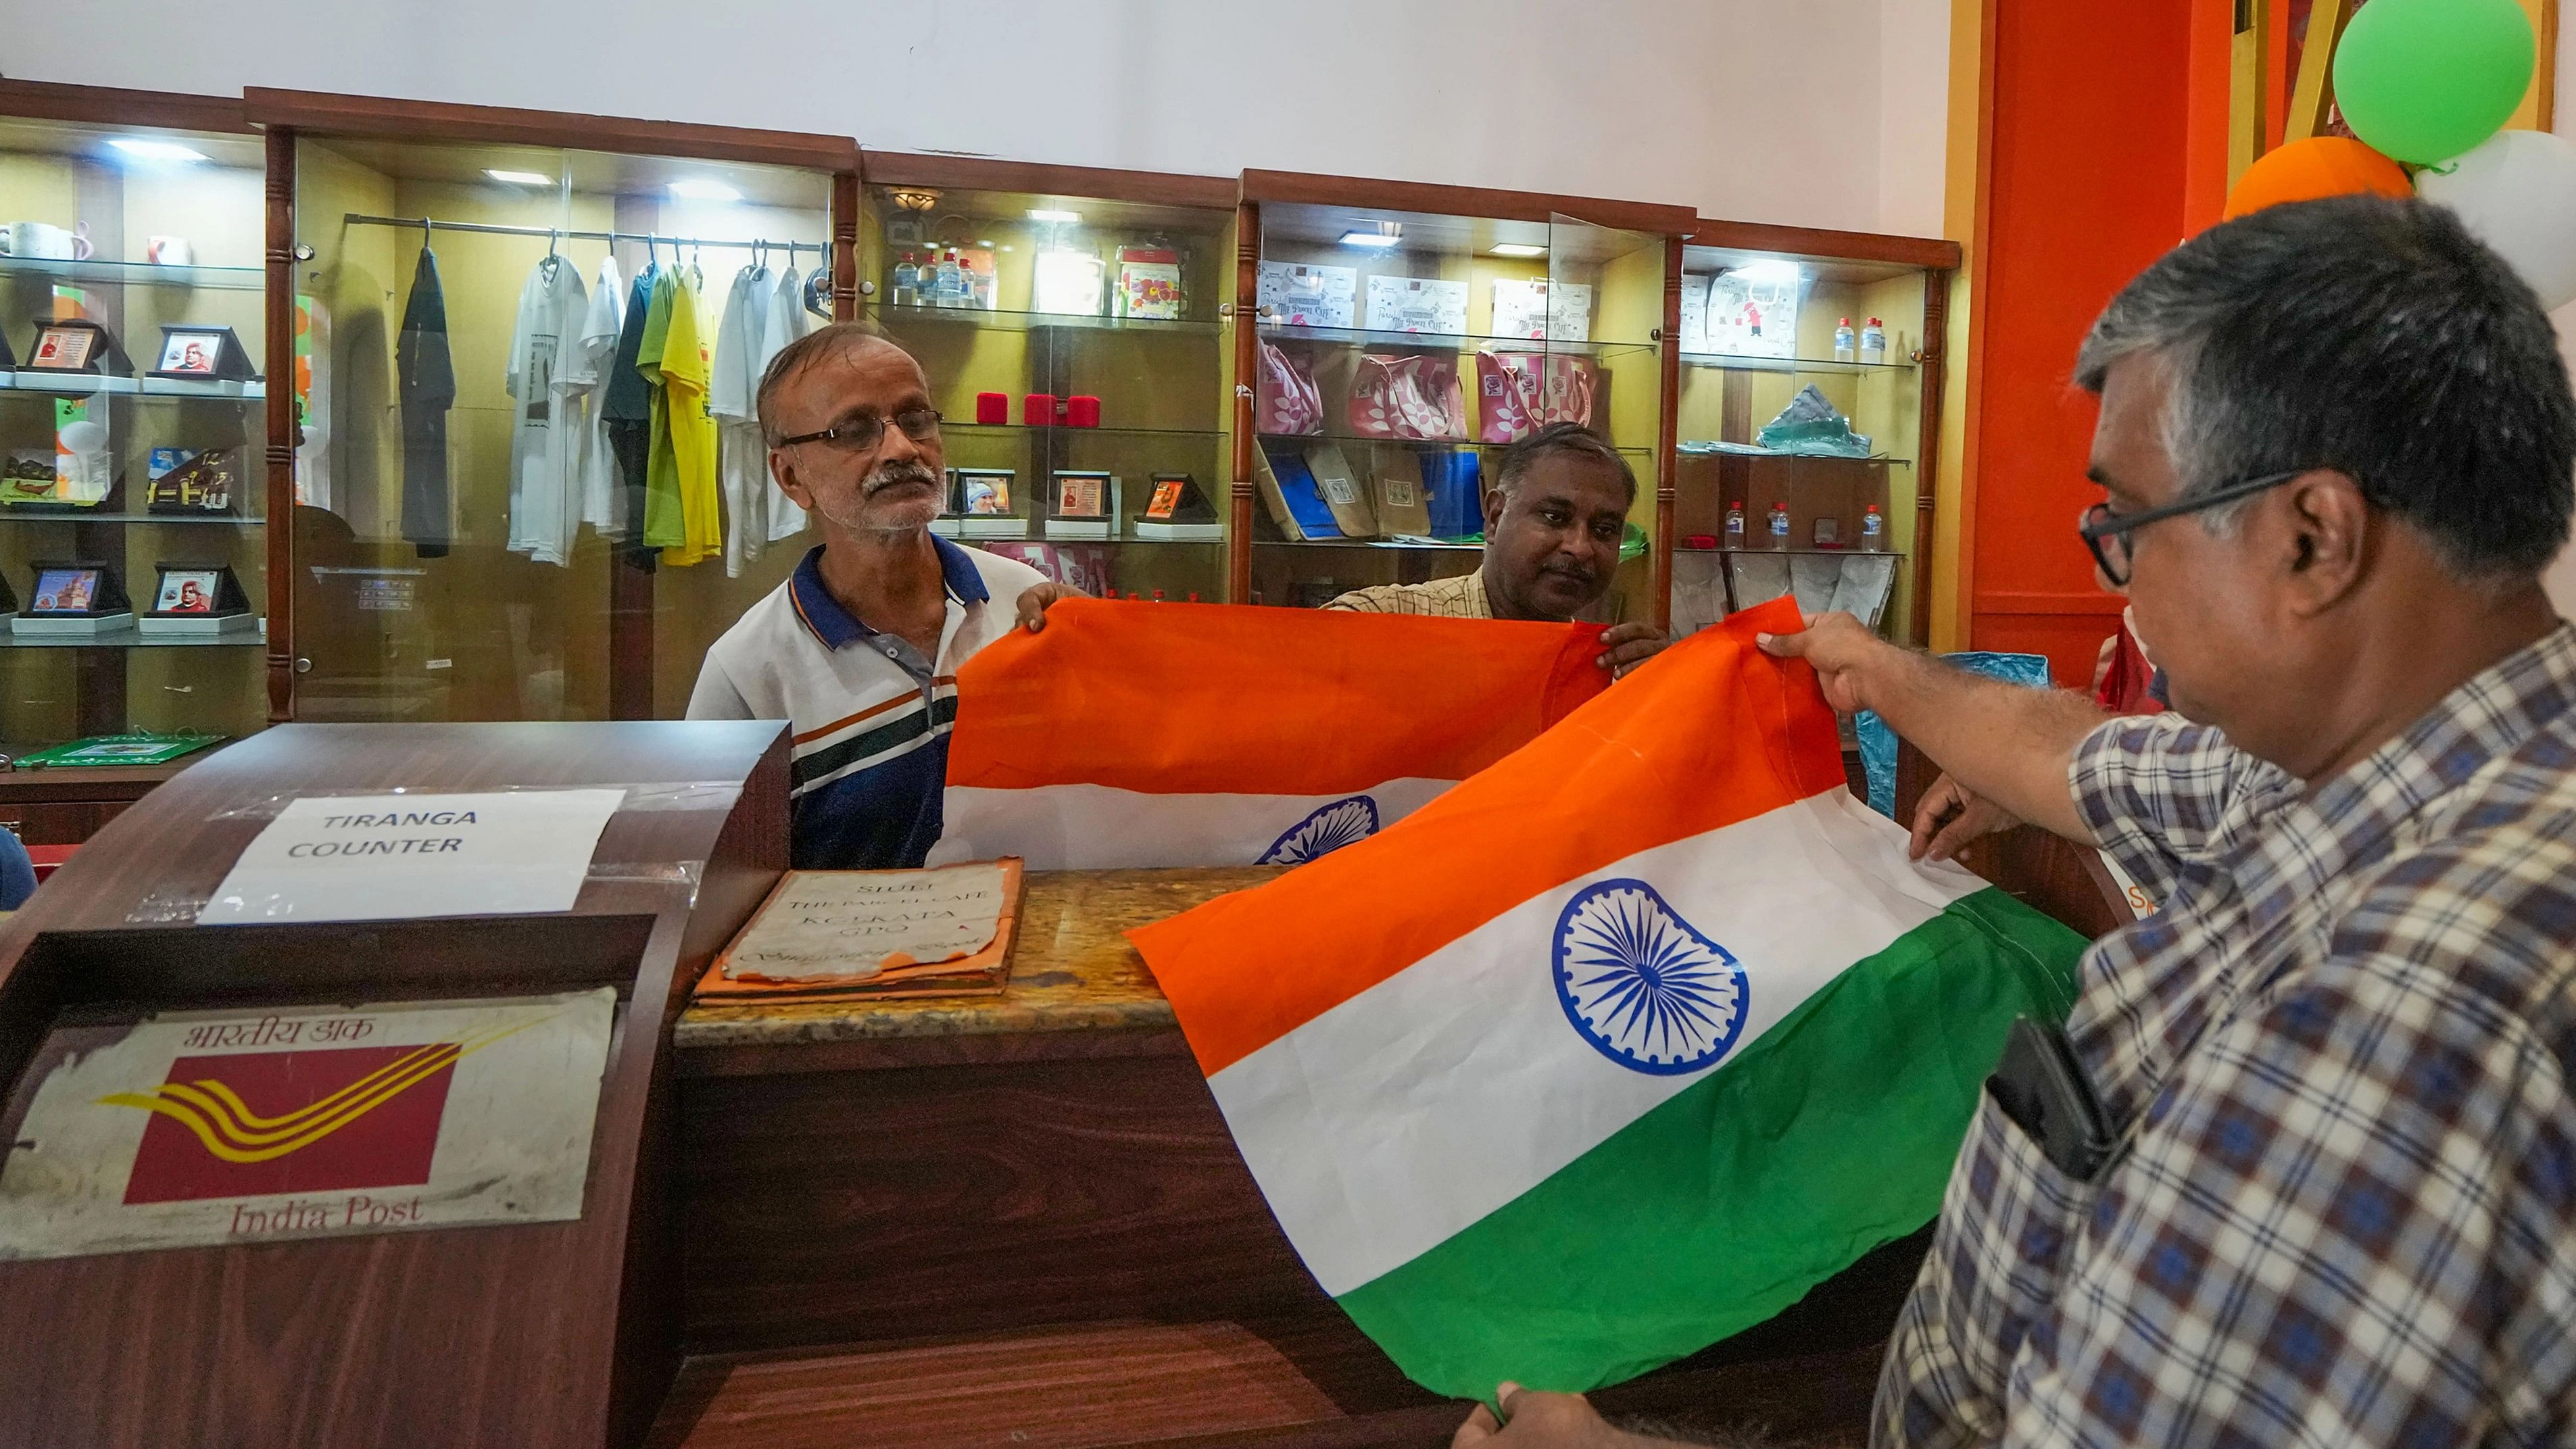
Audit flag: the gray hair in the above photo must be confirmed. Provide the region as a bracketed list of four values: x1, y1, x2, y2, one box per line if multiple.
[2074, 195, 2574, 580]
[1490, 422, 1638, 505]
[755, 321, 903, 445]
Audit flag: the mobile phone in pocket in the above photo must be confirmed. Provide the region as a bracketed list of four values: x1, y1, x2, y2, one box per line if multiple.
[1987, 1016, 2116, 1181]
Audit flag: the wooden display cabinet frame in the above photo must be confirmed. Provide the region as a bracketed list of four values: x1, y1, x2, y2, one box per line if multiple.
[1233, 172, 1696, 624]
[239, 89, 862, 725]
[1679, 218, 1962, 645]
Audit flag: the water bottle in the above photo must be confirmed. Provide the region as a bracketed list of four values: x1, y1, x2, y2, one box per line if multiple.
[1768, 501, 1791, 550]
[892, 253, 919, 308]
[1832, 317, 1855, 363]
[935, 249, 962, 308]
[1859, 316, 1887, 365]
[1861, 504, 1885, 551]
[1724, 502, 1746, 549]
[957, 255, 980, 310]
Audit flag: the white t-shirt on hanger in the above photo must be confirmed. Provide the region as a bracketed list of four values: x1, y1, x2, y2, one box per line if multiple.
[504, 252, 589, 566]
[566, 252, 626, 538]
[763, 265, 812, 543]
[712, 264, 771, 578]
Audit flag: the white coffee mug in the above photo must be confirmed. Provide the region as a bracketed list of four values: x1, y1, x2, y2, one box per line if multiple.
[4, 222, 76, 260]
[146, 236, 193, 266]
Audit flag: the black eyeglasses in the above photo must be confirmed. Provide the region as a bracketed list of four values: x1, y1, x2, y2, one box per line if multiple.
[2078, 470, 2303, 587]
[775, 408, 942, 454]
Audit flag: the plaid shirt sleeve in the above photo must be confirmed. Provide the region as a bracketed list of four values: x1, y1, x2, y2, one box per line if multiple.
[2003, 856, 2576, 1447]
[2072, 714, 2290, 904]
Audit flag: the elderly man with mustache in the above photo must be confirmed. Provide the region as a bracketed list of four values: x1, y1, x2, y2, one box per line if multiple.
[1323, 422, 1668, 677]
[687, 326, 1076, 869]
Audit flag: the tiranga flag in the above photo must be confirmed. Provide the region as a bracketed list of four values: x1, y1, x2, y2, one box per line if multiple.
[1127, 597, 2085, 1398]
[929, 597, 1609, 869]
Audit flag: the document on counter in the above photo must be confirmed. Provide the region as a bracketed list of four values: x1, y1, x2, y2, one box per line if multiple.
[701, 859, 1025, 1002]
[197, 788, 626, 924]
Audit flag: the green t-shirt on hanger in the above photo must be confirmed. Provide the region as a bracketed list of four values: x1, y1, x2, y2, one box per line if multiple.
[635, 269, 686, 551]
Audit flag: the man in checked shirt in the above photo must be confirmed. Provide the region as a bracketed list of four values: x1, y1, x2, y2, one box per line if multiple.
[1456, 196, 2576, 1447]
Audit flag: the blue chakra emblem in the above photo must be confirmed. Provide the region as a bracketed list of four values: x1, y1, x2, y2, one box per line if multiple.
[1258, 795, 1382, 865]
[1551, 878, 1749, 1075]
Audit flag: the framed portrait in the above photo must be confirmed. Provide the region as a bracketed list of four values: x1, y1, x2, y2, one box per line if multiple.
[29, 566, 103, 615]
[153, 568, 223, 614]
[27, 324, 97, 372]
[155, 330, 218, 376]
[1052, 470, 1111, 519]
[958, 470, 1013, 516]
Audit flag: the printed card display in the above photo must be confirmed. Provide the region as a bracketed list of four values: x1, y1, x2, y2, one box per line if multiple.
[151, 568, 222, 614]
[197, 787, 625, 924]
[0, 990, 616, 1260]
[28, 566, 101, 614]
[154, 330, 220, 376]
[1257, 262, 1358, 328]
[1680, 274, 1714, 353]
[1490, 279, 1596, 343]
[1365, 275, 1468, 336]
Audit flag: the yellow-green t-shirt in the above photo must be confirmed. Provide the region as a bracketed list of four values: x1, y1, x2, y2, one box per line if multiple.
[657, 272, 721, 567]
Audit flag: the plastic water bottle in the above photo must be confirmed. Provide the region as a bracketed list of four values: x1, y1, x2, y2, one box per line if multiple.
[935, 249, 962, 308]
[1724, 501, 1746, 549]
[958, 255, 981, 310]
[1861, 504, 1885, 551]
[1859, 316, 1887, 365]
[1768, 501, 1791, 550]
[892, 253, 919, 308]
[1832, 317, 1855, 363]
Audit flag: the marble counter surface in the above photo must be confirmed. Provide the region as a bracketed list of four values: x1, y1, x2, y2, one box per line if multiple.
[672, 866, 1279, 1051]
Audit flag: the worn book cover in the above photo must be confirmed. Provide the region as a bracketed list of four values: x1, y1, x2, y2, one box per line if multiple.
[694, 858, 1024, 1004]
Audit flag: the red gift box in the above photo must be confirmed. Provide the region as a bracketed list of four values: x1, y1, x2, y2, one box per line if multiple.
[1066, 395, 1101, 428]
[975, 391, 1008, 425]
[1023, 393, 1059, 426]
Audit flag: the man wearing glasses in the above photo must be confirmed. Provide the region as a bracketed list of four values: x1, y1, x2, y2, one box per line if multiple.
[687, 326, 1075, 868]
[1457, 197, 2576, 1446]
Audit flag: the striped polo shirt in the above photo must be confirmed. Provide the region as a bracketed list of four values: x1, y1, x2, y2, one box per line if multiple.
[687, 537, 1046, 868]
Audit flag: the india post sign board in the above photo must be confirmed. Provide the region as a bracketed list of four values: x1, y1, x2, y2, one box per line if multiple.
[197, 788, 625, 924]
[0, 991, 616, 1259]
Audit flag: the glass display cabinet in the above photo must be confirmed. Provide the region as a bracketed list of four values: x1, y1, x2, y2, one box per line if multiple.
[1234, 172, 1690, 620]
[1670, 222, 1960, 645]
[250, 89, 858, 723]
[0, 89, 270, 752]
[856, 153, 1240, 603]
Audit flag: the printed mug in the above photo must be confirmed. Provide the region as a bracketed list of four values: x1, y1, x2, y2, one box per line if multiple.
[1, 222, 78, 260]
[146, 236, 193, 266]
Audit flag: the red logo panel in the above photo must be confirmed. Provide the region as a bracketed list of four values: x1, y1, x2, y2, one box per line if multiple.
[120, 1043, 456, 1205]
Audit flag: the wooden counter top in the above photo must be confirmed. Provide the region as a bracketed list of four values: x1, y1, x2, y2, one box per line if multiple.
[672, 866, 1278, 1074]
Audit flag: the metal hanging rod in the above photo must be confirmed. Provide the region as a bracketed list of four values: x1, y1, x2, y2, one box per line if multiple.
[341, 213, 825, 256]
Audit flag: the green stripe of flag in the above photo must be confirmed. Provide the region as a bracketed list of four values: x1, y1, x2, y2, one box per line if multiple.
[1333, 887, 2085, 1400]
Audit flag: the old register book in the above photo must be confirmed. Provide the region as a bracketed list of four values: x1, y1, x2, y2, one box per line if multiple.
[695, 858, 1025, 1004]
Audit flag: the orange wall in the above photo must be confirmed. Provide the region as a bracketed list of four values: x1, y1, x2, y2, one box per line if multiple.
[1964, 0, 2196, 683]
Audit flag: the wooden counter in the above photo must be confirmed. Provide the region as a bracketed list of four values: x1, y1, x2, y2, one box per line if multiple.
[656, 863, 1989, 1449]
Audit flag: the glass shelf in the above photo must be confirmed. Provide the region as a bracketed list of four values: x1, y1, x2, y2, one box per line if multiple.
[1255, 537, 1486, 551]
[0, 512, 264, 526]
[1680, 351, 1916, 374]
[943, 527, 1224, 543]
[0, 626, 265, 649]
[0, 257, 266, 291]
[1260, 432, 1652, 457]
[866, 303, 1220, 336]
[942, 422, 1223, 441]
[0, 374, 266, 401]
[1684, 546, 1910, 559]
[1679, 446, 1914, 467]
[1258, 322, 1657, 358]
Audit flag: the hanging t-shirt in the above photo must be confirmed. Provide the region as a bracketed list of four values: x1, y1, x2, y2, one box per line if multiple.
[710, 264, 771, 578]
[641, 268, 721, 566]
[762, 266, 811, 542]
[504, 252, 587, 566]
[604, 264, 658, 565]
[568, 253, 625, 538]
[396, 245, 455, 559]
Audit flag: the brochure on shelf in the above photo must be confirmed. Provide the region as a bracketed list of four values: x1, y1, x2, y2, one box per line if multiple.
[1363, 275, 1467, 335]
[1257, 262, 1357, 328]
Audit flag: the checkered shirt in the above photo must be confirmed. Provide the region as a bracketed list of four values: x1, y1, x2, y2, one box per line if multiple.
[1319, 569, 1492, 618]
[1876, 624, 2576, 1448]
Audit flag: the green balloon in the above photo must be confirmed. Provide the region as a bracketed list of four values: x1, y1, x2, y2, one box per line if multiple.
[2334, 0, 2535, 164]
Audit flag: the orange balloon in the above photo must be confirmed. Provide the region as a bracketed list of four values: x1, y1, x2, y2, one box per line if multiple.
[2223, 136, 2412, 220]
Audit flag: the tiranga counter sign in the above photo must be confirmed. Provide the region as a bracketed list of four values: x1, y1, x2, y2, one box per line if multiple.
[1128, 598, 2086, 1397]
[0, 989, 616, 1260]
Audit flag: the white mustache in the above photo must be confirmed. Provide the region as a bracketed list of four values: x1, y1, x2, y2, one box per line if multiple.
[865, 463, 940, 495]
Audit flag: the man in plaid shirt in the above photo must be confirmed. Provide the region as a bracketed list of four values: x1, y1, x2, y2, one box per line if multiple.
[1455, 197, 2576, 1447]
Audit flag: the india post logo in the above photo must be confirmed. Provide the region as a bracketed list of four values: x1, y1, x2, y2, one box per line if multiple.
[108, 1042, 459, 1204]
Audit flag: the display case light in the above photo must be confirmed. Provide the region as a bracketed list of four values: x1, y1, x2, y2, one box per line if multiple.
[1340, 224, 1403, 249]
[668, 178, 744, 202]
[485, 170, 553, 186]
[1026, 209, 1083, 224]
[107, 139, 208, 164]
[1488, 243, 1547, 258]
[1732, 259, 1805, 285]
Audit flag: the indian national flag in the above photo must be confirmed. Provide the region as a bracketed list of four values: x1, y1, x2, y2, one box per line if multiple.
[929, 598, 1609, 869]
[1127, 598, 2085, 1398]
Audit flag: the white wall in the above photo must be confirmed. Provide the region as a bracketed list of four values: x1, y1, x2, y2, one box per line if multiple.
[0, 0, 1939, 235]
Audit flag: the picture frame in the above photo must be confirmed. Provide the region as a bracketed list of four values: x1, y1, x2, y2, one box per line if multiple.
[152, 568, 224, 615]
[1053, 471, 1108, 520]
[28, 564, 107, 616]
[1137, 472, 1213, 523]
[956, 468, 1014, 516]
[146, 324, 256, 382]
[138, 560, 252, 636]
[22, 319, 129, 376]
[145, 447, 239, 515]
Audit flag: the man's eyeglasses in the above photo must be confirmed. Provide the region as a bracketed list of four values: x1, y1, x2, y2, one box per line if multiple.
[2078, 469, 2303, 587]
[775, 408, 942, 454]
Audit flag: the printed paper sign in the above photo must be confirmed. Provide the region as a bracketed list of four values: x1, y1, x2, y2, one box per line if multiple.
[0, 990, 616, 1260]
[723, 862, 1013, 983]
[198, 789, 625, 924]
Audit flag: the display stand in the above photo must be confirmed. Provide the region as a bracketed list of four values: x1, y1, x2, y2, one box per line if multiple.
[0, 719, 790, 1449]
